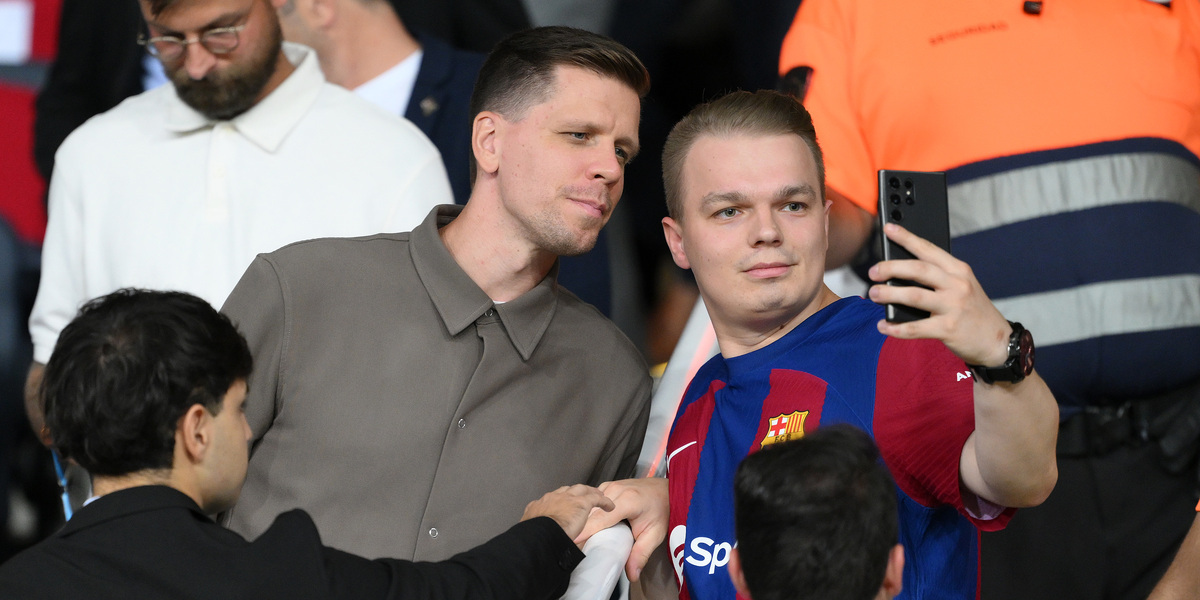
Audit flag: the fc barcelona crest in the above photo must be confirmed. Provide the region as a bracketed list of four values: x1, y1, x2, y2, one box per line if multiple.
[760, 411, 808, 448]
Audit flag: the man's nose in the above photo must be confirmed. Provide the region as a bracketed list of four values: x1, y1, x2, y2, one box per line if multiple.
[752, 210, 783, 246]
[182, 41, 218, 80]
[588, 146, 622, 183]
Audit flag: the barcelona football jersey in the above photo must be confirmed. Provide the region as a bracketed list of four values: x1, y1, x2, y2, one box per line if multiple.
[666, 297, 1013, 600]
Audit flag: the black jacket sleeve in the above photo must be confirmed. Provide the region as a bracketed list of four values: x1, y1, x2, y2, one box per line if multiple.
[321, 516, 584, 600]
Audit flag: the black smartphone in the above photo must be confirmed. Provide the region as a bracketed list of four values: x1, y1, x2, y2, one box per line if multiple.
[877, 170, 951, 323]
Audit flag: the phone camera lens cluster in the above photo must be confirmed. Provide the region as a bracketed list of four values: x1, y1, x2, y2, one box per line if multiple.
[885, 175, 918, 223]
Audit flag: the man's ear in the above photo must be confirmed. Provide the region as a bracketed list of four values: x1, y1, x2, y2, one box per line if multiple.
[662, 217, 691, 270]
[727, 547, 751, 599]
[308, 0, 336, 28]
[472, 112, 501, 176]
[879, 544, 904, 599]
[271, 0, 333, 28]
[176, 404, 212, 465]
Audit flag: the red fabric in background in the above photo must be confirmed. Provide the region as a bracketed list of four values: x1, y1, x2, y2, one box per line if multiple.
[0, 83, 47, 244]
[0, 0, 61, 244]
[31, 0, 61, 62]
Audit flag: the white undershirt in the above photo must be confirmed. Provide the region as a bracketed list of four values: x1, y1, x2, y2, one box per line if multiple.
[353, 50, 423, 116]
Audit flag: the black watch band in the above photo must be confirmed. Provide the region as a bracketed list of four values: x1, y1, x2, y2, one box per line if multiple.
[968, 321, 1035, 384]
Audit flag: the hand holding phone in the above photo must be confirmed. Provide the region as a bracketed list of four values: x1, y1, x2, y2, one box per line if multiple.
[876, 170, 951, 322]
[869, 174, 1019, 368]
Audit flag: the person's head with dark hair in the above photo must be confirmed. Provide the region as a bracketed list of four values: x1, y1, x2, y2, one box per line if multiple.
[447, 26, 649, 265]
[469, 26, 650, 127]
[42, 288, 253, 513]
[730, 425, 904, 600]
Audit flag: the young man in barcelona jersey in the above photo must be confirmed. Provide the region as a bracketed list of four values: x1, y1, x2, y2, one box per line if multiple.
[580, 90, 1059, 600]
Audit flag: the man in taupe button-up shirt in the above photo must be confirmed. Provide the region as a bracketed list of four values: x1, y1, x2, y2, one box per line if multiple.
[220, 26, 653, 561]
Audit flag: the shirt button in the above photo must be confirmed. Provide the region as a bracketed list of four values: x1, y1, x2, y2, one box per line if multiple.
[428, 527, 439, 538]
[484, 308, 495, 317]
[457, 419, 467, 429]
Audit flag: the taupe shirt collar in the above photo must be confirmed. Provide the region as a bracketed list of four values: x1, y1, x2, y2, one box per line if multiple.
[410, 205, 559, 360]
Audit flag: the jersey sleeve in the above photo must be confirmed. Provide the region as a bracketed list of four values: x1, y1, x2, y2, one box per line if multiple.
[871, 337, 1014, 530]
[778, 0, 879, 214]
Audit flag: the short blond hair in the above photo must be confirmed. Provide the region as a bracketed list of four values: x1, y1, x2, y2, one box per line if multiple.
[662, 90, 825, 220]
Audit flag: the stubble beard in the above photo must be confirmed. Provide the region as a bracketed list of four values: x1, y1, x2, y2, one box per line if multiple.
[521, 211, 600, 257]
[170, 17, 283, 121]
[520, 188, 611, 257]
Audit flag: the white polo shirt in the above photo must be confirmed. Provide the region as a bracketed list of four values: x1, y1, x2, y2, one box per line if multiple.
[30, 43, 451, 363]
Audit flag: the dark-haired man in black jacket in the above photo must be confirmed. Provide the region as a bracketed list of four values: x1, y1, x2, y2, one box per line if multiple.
[0, 288, 609, 600]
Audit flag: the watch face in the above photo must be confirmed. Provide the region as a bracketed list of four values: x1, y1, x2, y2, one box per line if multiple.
[1018, 329, 1035, 375]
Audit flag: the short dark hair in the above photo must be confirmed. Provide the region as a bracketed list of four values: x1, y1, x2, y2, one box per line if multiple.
[467, 26, 649, 183]
[470, 26, 649, 122]
[734, 425, 898, 600]
[41, 289, 252, 477]
[662, 89, 825, 220]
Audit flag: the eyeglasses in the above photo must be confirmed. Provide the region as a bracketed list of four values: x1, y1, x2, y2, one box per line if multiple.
[138, 24, 248, 61]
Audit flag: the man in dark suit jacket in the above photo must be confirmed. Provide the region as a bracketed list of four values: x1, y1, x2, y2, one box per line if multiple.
[0, 289, 611, 599]
[405, 34, 485, 205]
[278, 0, 481, 204]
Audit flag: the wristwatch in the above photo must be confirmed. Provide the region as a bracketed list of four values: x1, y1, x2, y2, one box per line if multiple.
[968, 321, 1035, 384]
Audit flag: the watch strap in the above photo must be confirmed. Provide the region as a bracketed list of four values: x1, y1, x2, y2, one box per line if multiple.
[968, 321, 1033, 384]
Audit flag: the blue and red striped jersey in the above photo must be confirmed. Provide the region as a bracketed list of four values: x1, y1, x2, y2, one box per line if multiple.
[666, 297, 1014, 600]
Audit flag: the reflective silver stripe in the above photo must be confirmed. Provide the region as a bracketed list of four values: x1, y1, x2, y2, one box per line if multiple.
[949, 153, 1200, 237]
[993, 274, 1200, 347]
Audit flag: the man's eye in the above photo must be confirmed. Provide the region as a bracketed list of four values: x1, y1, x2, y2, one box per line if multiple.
[615, 147, 629, 163]
[782, 202, 804, 212]
[568, 132, 588, 141]
[717, 207, 739, 218]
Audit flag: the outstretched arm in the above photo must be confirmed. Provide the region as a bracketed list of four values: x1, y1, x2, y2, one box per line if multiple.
[323, 486, 614, 600]
[867, 224, 1058, 507]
